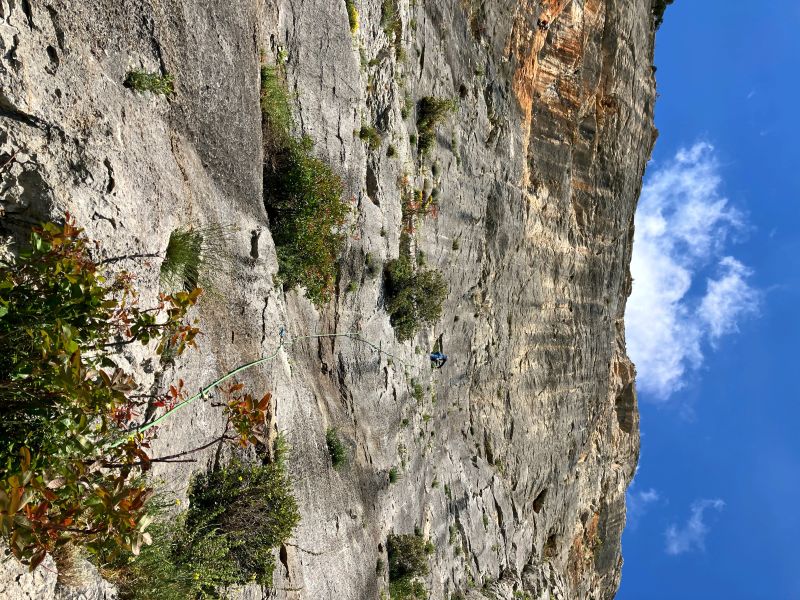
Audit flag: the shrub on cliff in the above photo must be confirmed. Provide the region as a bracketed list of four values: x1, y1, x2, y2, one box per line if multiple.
[384, 238, 447, 341]
[387, 532, 433, 599]
[326, 427, 349, 469]
[113, 438, 300, 599]
[416, 97, 457, 156]
[652, 0, 674, 29]
[261, 63, 350, 306]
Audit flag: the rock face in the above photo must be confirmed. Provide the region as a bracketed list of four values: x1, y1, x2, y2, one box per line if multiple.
[0, 0, 656, 598]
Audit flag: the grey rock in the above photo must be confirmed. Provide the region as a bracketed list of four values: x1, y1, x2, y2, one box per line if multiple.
[0, 0, 656, 598]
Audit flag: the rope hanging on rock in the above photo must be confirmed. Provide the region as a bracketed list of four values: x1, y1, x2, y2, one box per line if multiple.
[110, 330, 409, 448]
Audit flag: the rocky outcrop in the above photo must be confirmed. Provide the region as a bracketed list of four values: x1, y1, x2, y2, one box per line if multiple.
[0, 0, 656, 598]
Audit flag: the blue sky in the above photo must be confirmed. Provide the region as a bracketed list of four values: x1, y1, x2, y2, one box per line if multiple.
[619, 2, 800, 599]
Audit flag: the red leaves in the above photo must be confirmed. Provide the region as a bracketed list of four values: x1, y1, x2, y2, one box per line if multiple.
[223, 383, 272, 448]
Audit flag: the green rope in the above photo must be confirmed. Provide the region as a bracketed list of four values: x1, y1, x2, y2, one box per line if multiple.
[110, 330, 408, 448]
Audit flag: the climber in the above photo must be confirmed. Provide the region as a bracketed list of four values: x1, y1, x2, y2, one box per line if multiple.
[537, 18, 549, 31]
[430, 351, 448, 369]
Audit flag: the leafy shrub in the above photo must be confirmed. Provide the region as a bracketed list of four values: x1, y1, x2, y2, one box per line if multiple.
[114, 439, 299, 599]
[261, 63, 350, 306]
[326, 428, 349, 469]
[345, 0, 359, 33]
[387, 532, 432, 599]
[124, 70, 174, 95]
[264, 136, 349, 305]
[384, 240, 447, 341]
[0, 219, 200, 567]
[359, 125, 382, 151]
[416, 97, 457, 155]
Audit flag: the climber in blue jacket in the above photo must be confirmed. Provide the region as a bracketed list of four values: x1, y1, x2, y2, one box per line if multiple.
[430, 351, 448, 368]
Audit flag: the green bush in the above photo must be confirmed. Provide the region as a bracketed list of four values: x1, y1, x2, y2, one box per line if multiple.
[264, 136, 349, 305]
[0, 219, 200, 568]
[326, 427, 349, 469]
[114, 440, 299, 599]
[124, 70, 174, 95]
[261, 63, 350, 306]
[359, 125, 382, 151]
[387, 532, 432, 599]
[384, 241, 447, 341]
[416, 97, 457, 155]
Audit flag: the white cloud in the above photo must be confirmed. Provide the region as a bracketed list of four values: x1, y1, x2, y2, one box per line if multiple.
[626, 487, 660, 531]
[665, 498, 725, 555]
[700, 257, 760, 341]
[626, 142, 759, 399]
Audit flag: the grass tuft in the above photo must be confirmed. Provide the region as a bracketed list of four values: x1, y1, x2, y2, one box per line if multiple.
[261, 65, 294, 150]
[160, 224, 236, 294]
[124, 70, 174, 95]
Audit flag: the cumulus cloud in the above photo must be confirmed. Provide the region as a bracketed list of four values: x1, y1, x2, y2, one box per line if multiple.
[626, 142, 759, 399]
[626, 487, 660, 531]
[665, 499, 725, 555]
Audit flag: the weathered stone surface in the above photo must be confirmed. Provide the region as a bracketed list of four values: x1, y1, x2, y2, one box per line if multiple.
[0, 0, 656, 598]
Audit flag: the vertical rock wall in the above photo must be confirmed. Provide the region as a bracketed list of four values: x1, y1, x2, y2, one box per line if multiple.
[0, 0, 657, 598]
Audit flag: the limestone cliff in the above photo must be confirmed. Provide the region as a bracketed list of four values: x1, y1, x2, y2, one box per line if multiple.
[0, 0, 657, 598]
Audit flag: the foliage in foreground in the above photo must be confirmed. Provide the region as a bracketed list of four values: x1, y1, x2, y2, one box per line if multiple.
[387, 532, 433, 599]
[0, 219, 200, 567]
[384, 237, 447, 341]
[124, 70, 174, 95]
[114, 441, 300, 599]
[261, 62, 350, 306]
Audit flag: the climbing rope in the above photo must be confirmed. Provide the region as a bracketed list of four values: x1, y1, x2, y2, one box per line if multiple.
[110, 330, 410, 448]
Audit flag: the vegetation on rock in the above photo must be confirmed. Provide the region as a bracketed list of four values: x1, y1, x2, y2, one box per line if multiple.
[387, 532, 433, 599]
[160, 224, 235, 294]
[345, 0, 359, 34]
[113, 438, 299, 599]
[359, 125, 383, 151]
[384, 236, 447, 341]
[261, 62, 350, 306]
[326, 427, 349, 469]
[0, 219, 294, 600]
[652, 0, 674, 29]
[124, 70, 174, 95]
[0, 219, 199, 568]
[416, 97, 457, 156]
